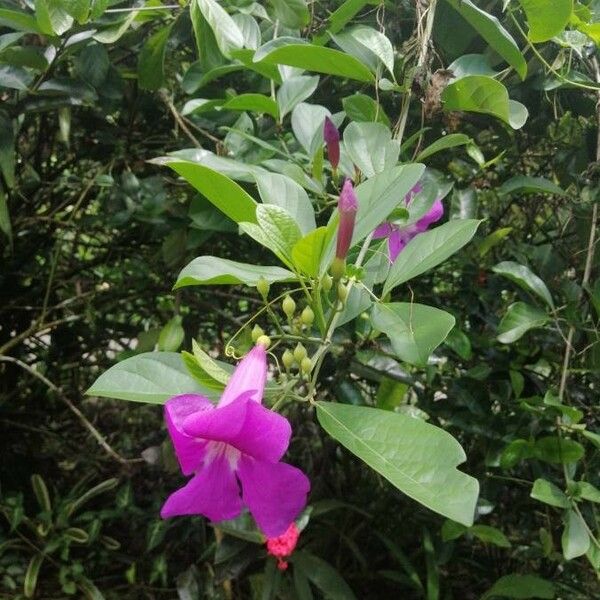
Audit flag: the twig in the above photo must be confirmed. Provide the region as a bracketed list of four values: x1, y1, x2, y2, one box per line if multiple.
[159, 91, 202, 148]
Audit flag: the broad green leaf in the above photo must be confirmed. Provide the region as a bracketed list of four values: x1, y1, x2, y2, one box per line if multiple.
[543, 390, 583, 423]
[562, 509, 590, 560]
[255, 42, 374, 82]
[231, 13, 260, 50]
[0, 32, 25, 52]
[316, 402, 479, 525]
[482, 574, 555, 599]
[313, 0, 373, 45]
[291, 551, 357, 600]
[0, 9, 43, 33]
[445, 0, 527, 79]
[442, 75, 527, 129]
[497, 302, 548, 344]
[174, 256, 295, 288]
[575, 481, 600, 503]
[448, 54, 497, 79]
[74, 43, 109, 88]
[181, 352, 228, 391]
[384, 220, 481, 295]
[416, 133, 471, 161]
[0, 64, 33, 90]
[493, 261, 554, 309]
[252, 203, 302, 264]
[371, 303, 456, 366]
[0, 113, 15, 188]
[531, 479, 570, 508]
[343, 122, 400, 178]
[182, 63, 241, 93]
[293, 227, 332, 278]
[342, 93, 389, 125]
[158, 316, 184, 352]
[333, 25, 395, 77]
[291, 102, 331, 156]
[0, 47, 48, 71]
[276, 75, 319, 119]
[534, 436, 584, 464]
[269, 0, 309, 28]
[470, 525, 512, 548]
[196, 0, 244, 58]
[221, 93, 279, 118]
[191, 339, 230, 385]
[500, 439, 534, 469]
[138, 24, 173, 90]
[181, 98, 225, 115]
[254, 172, 316, 235]
[93, 10, 137, 43]
[163, 161, 257, 223]
[62, 0, 90, 23]
[498, 176, 565, 196]
[518, 0, 573, 43]
[35, 0, 73, 36]
[87, 352, 221, 403]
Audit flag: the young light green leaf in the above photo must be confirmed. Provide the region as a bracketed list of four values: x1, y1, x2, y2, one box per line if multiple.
[562, 509, 590, 560]
[371, 303, 456, 366]
[482, 574, 555, 599]
[86, 352, 221, 403]
[493, 261, 554, 309]
[531, 479, 570, 508]
[138, 24, 173, 90]
[479, 227, 513, 256]
[470, 525, 512, 548]
[497, 302, 548, 344]
[416, 133, 472, 161]
[253, 203, 302, 264]
[291, 227, 333, 278]
[518, 0, 573, 43]
[383, 220, 481, 295]
[191, 340, 230, 386]
[445, 0, 527, 79]
[343, 121, 400, 178]
[158, 316, 184, 352]
[196, 0, 244, 57]
[576, 481, 600, 503]
[175, 256, 295, 288]
[316, 402, 479, 525]
[498, 176, 565, 196]
[276, 75, 319, 119]
[221, 93, 279, 119]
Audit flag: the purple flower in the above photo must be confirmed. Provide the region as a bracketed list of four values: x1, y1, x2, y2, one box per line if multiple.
[335, 178, 358, 260]
[323, 116, 340, 170]
[373, 184, 444, 262]
[160, 345, 310, 538]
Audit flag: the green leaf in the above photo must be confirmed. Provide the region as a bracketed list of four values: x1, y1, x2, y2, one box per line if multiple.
[415, 133, 471, 161]
[293, 227, 331, 278]
[342, 93, 389, 125]
[497, 302, 548, 344]
[518, 0, 573, 43]
[445, 0, 527, 79]
[31, 474, 52, 512]
[534, 436, 584, 464]
[582, 429, 600, 449]
[35, 0, 73, 35]
[221, 93, 279, 119]
[86, 352, 221, 404]
[531, 479, 570, 508]
[493, 261, 555, 309]
[478, 227, 513, 256]
[384, 220, 481, 295]
[269, 0, 309, 28]
[0, 9, 43, 33]
[371, 303, 456, 366]
[175, 256, 295, 288]
[74, 42, 109, 88]
[163, 160, 257, 223]
[448, 54, 497, 79]
[313, 0, 372, 45]
[442, 75, 527, 129]
[0, 113, 15, 189]
[196, 0, 244, 58]
[191, 340, 230, 386]
[254, 171, 316, 235]
[0, 64, 33, 90]
[255, 42, 374, 82]
[562, 509, 590, 560]
[316, 402, 479, 525]
[333, 25, 395, 77]
[444, 327, 472, 360]
[500, 439, 534, 469]
[498, 176, 565, 196]
[232, 13, 260, 50]
[138, 24, 172, 90]
[576, 481, 600, 503]
[24, 554, 44, 598]
[291, 551, 357, 600]
[276, 75, 319, 119]
[470, 525, 511, 548]
[62, 0, 90, 23]
[0, 47, 48, 71]
[0, 187, 12, 244]
[343, 122, 400, 178]
[291, 102, 330, 156]
[158, 316, 185, 352]
[482, 574, 555, 599]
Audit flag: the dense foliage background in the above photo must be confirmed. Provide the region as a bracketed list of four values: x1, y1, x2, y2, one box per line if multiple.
[1, 0, 599, 598]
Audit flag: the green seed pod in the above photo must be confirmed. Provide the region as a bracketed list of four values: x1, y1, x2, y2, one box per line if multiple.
[337, 282, 349, 302]
[282, 295, 296, 318]
[321, 274, 333, 292]
[293, 343, 307, 363]
[282, 349, 295, 370]
[251, 324, 264, 342]
[300, 356, 312, 375]
[257, 277, 270, 299]
[301, 306, 315, 326]
[256, 335, 271, 349]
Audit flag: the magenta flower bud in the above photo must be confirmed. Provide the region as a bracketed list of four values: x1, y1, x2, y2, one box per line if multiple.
[323, 116, 340, 170]
[335, 179, 358, 260]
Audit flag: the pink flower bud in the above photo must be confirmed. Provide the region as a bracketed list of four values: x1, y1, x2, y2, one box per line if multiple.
[323, 116, 340, 170]
[335, 179, 358, 260]
[266, 522, 300, 571]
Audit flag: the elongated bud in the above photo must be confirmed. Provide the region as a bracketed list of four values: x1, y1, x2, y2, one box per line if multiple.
[337, 282, 348, 302]
[257, 277, 270, 299]
[321, 274, 333, 292]
[293, 343, 307, 363]
[256, 335, 271, 349]
[251, 324, 264, 342]
[282, 295, 296, 318]
[300, 356, 312, 375]
[335, 179, 358, 261]
[301, 306, 315, 326]
[282, 349, 295, 370]
[323, 116, 340, 170]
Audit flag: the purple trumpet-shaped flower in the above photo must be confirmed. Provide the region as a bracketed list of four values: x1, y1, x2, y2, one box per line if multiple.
[323, 116, 340, 170]
[373, 184, 444, 262]
[160, 345, 310, 538]
[335, 179, 358, 260]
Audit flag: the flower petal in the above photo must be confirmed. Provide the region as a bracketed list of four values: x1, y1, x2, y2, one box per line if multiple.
[388, 229, 407, 262]
[183, 396, 291, 462]
[237, 456, 310, 537]
[165, 394, 212, 475]
[415, 199, 444, 231]
[219, 345, 267, 407]
[160, 453, 242, 522]
[373, 222, 393, 239]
